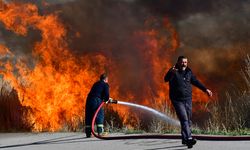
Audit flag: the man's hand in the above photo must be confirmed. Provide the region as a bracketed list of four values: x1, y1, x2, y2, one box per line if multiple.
[105, 97, 113, 104]
[206, 89, 213, 97]
[171, 66, 178, 73]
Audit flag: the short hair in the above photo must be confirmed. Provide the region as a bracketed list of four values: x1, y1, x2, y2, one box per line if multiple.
[177, 56, 187, 62]
[100, 73, 108, 81]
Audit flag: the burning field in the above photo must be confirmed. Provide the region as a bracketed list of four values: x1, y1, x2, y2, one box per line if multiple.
[0, 0, 249, 132]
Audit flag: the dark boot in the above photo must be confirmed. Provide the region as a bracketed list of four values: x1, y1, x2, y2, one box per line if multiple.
[85, 127, 92, 138]
[97, 126, 103, 135]
[182, 139, 187, 145]
[187, 138, 197, 149]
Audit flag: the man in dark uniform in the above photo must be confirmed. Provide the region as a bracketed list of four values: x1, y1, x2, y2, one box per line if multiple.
[164, 56, 212, 148]
[85, 73, 110, 138]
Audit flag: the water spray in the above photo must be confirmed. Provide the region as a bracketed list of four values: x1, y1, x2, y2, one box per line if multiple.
[108, 99, 179, 127]
[91, 99, 250, 140]
[117, 101, 180, 126]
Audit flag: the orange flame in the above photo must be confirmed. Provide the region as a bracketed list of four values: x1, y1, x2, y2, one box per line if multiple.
[132, 17, 180, 108]
[109, 17, 210, 125]
[0, 2, 107, 131]
[107, 17, 179, 126]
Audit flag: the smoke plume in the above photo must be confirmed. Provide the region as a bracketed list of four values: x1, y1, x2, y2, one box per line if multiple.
[1, 0, 249, 101]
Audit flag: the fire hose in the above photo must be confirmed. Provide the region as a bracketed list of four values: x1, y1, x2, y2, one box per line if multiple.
[91, 99, 250, 141]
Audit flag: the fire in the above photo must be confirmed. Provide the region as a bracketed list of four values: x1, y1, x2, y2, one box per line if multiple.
[108, 17, 179, 126]
[109, 17, 210, 126]
[0, 2, 211, 131]
[0, 2, 106, 131]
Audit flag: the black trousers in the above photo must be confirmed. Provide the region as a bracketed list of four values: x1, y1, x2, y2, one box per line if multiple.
[85, 97, 104, 137]
[171, 99, 192, 141]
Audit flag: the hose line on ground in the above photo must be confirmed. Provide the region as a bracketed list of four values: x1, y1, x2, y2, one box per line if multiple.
[91, 101, 250, 141]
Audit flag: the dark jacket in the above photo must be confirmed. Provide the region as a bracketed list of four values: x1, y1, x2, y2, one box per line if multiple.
[164, 66, 207, 101]
[87, 80, 109, 102]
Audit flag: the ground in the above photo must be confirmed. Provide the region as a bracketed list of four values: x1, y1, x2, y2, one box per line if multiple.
[0, 132, 250, 150]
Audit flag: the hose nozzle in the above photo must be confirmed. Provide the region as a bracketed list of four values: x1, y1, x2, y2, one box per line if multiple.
[108, 98, 118, 104]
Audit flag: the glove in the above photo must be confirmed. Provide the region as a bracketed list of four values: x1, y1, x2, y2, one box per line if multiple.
[105, 98, 113, 104]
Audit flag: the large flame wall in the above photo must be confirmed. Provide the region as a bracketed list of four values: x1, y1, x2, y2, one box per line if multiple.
[0, 2, 108, 131]
[0, 0, 235, 131]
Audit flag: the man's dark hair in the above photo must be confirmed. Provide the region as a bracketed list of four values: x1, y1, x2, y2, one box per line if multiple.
[100, 73, 108, 81]
[177, 56, 187, 62]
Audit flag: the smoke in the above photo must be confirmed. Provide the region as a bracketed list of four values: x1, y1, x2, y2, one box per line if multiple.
[135, 0, 250, 90]
[53, 0, 250, 93]
[46, 0, 173, 102]
[46, 0, 77, 4]
[1, 0, 249, 101]
[174, 0, 250, 90]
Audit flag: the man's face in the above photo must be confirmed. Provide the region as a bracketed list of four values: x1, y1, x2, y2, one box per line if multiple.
[178, 58, 188, 70]
[104, 77, 108, 83]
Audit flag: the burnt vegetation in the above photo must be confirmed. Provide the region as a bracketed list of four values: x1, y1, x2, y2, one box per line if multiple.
[0, 84, 30, 132]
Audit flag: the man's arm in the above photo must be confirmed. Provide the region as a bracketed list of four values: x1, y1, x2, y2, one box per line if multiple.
[190, 73, 207, 92]
[164, 66, 177, 82]
[103, 84, 110, 102]
[191, 73, 213, 97]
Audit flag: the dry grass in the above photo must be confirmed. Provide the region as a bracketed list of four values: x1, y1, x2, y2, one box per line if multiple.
[148, 103, 180, 133]
[205, 54, 250, 133]
[0, 82, 30, 132]
[104, 99, 180, 134]
[1, 55, 250, 134]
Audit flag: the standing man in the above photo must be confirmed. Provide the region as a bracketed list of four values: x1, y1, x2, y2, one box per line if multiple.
[164, 56, 212, 148]
[85, 73, 110, 138]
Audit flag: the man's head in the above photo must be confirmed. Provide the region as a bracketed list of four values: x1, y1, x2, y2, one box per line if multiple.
[177, 56, 188, 71]
[100, 73, 108, 83]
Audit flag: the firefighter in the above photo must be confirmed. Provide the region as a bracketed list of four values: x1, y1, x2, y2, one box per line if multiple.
[164, 56, 212, 148]
[85, 73, 110, 138]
